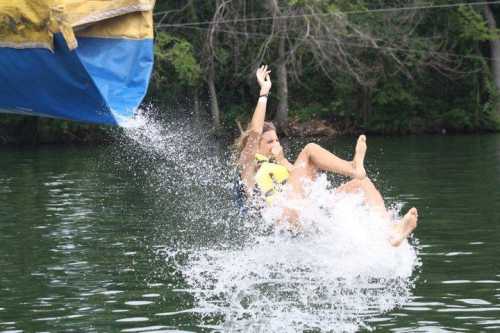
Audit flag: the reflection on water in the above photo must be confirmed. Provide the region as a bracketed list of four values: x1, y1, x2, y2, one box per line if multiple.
[0, 120, 499, 332]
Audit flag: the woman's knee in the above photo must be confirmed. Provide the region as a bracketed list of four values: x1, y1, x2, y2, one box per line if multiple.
[360, 177, 373, 187]
[297, 143, 320, 162]
[303, 142, 320, 155]
[340, 177, 372, 192]
[352, 177, 373, 192]
[295, 143, 319, 165]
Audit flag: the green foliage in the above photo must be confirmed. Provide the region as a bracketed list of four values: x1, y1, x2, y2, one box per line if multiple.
[287, 0, 305, 6]
[478, 101, 500, 130]
[154, 32, 201, 87]
[289, 102, 341, 121]
[146, 1, 500, 135]
[456, 5, 500, 41]
[222, 104, 251, 128]
[372, 79, 420, 111]
[215, 47, 231, 66]
[0, 115, 109, 145]
[494, 113, 500, 130]
[439, 108, 473, 131]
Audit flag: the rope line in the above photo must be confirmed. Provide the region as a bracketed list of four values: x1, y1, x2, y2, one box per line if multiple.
[155, 24, 496, 63]
[154, 0, 500, 27]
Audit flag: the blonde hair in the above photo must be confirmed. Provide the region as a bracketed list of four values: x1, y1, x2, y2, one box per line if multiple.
[234, 121, 276, 155]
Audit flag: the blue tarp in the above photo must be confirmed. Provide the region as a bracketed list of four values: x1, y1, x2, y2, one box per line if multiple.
[0, 33, 154, 126]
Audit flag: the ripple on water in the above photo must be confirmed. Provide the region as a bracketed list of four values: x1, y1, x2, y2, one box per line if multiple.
[120, 325, 172, 332]
[77, 307, 92, 312]
[34, 316, 61, 321]
[65, 314, 85, 319]
[68, 261, 88, 266]
[458, 299, 491, 305]
[404, 307, 432, 311]
[403, 301, 444, 312]
[445, 252, 473, 256]
[442, 280, 472, 284]
[101, 290, 124, 296]
[478, 320, 500, 325]
[443, 280, 500, 285]
[116, 317, 150, 323]
[437, 307, 500, 313]
[155, 308, 213, 317]
[125, 301, 153, 306]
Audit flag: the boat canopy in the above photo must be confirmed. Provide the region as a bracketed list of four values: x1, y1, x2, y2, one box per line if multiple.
[0, 0, 155, 125]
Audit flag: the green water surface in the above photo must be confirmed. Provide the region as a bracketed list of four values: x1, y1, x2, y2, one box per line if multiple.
[0, 134, 499, 332]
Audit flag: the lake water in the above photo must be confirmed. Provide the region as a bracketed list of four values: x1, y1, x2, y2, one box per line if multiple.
[1, 119, 499, 332]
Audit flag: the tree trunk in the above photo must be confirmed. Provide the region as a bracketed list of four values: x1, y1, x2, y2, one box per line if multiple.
[484, 3, 500, 117]
[189, 0, 201, 127]
[274, 36, 289, 133]
[193, 86, 201, 125]
[361, 86, 372, 124]
[207, 59, 221, 128]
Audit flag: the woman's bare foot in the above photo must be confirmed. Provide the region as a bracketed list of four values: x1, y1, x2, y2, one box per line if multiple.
[389, 207, 418, 247]
[352, 135, 367, 179]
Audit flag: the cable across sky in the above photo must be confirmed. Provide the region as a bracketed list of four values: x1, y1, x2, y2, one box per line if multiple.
[154, 0, 500, 27]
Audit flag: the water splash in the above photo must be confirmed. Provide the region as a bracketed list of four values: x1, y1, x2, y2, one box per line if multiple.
[173, 177, 418, 332]
[120, 110, 420, 332]
[117, 108, 240, 243]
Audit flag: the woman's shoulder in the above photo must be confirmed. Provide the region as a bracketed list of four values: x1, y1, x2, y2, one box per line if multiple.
[238, 131, 260, 163]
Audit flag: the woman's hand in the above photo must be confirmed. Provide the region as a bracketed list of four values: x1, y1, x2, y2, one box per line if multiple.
[256, 65, 271, 95]
[272, 142, 294, 171]
[271, 142, 284, 161]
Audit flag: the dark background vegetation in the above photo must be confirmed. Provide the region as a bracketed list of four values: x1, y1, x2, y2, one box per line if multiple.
[2, 0, 500, 144]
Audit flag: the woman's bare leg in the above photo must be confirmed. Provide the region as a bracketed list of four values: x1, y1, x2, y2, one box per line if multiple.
[279, 136, 367, 231]
[300, 136, 367, 179]
[337, 178, 418, 246]
[390, 208, 418, 246]
[336, 178, 389, 219]
[287, 135, 368, 197]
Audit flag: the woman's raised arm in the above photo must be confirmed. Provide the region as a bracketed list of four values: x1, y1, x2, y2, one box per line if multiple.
[237, 65, 272, 191]
[249, 65, 272, 134]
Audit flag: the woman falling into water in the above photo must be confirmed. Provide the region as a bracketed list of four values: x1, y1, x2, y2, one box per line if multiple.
[235, 65, 418, 246]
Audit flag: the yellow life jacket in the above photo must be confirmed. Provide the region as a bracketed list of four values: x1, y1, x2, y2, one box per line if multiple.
[254, 153, 289, 204]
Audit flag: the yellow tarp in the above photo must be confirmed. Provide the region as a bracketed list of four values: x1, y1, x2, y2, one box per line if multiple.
[0, 0, 154, 50]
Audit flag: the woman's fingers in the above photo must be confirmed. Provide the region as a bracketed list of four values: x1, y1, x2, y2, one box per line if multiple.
[257, 65, 271, 85]
[256, 66, 264, 83]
